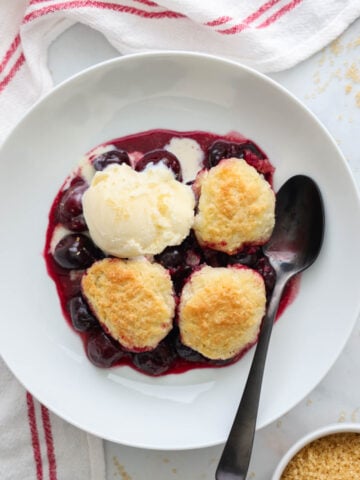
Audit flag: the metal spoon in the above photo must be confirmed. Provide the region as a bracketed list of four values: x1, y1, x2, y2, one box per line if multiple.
[216, 175, 325, 480]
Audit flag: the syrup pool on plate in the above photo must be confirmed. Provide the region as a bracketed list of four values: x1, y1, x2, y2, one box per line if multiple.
[44, 129, 299, 376]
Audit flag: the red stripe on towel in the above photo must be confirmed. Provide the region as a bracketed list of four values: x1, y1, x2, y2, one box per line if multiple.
[0, 34, 21, 74]
[217, 0, 283, 34]
[26, 393, 43, 480]
[132, 0, 159, 6]
[30, 0, 53, 4]
[30, 0, 160, 5]
[23, 1, 185, 23]
[41, 405, 58, 480]
[0, 53, 25, 94]
[205, 16, 232, 27]
[257, 0, 303, 28]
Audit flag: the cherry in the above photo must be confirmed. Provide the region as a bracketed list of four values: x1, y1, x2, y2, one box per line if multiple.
[53, 233, 104, 269]
[57, 269, 84, 299]
[181, 232, 204, 265]
[57, 182, 88, 232]
[86, 330, 125, 368]
[171, 266, 193, 296]
[227, 247, 261, 268]
[202, 249, 228, 268]
[175, 336, 207, 363]
[206, 140, 265, 169]
[93, 149, 131, 171]
[135, 149, 182, 181]
[175, 335, 233, 366]
[255, 255, 276, 294]
[68, 295, 98, 332]
[185, 250, 201, 268]
[132, 339, 176, 376]
[155, 246, 185, 269]
[155, 232, 202, 271]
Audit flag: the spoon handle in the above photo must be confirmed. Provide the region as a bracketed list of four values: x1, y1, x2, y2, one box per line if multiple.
[215, 276, 287, 480]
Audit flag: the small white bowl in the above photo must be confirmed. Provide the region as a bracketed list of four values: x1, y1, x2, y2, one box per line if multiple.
[272, 422, 360, 479]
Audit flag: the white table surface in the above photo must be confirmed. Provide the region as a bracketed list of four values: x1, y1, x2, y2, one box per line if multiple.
[48, 19, 360, 480]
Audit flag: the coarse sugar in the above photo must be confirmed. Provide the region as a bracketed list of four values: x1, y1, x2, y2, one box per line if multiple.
[281, 432, 360, 480]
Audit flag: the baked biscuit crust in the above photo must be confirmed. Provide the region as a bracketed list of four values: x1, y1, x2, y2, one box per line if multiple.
[178, 265, 266, 360]
[82, 258, 174, 351]
[194, 158, 275, 254]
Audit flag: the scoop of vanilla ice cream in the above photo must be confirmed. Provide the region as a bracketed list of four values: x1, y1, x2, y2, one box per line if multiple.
[82, 163, 195, 257]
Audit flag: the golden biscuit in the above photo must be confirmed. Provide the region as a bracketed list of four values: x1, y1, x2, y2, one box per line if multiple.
[82, 258, 174, 351]
[178, 265, 266, 360]
[194, 158, 275, 254]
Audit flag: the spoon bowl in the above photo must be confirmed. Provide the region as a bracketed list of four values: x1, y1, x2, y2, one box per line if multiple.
[216, 175, 325, 480]
[265, 175, 324, 275]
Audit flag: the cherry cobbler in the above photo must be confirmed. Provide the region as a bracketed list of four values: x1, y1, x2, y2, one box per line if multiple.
[44, 129, 296, 376]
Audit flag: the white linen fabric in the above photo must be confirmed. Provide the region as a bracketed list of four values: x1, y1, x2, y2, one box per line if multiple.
[1, 0, 359, 478]
[0, 357, 105, 480]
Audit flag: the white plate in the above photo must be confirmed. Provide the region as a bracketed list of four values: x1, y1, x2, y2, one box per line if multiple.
[1, 52, 360, 450]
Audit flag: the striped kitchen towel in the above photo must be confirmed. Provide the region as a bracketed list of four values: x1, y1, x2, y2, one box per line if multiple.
[0, 357, 105, 480]
[0, 0, 359, 479]
[1, 0, 360, 143]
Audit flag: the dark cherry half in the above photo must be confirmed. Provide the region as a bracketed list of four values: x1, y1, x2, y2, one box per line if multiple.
[155, 246, 185, 269]
[227, 247, 261, 268]
[174, 335, 208, 363]
[170, 267, 192, 296]
[132, 338, 177, 376]
[53, 233, 104, 269]
[135, 149, 182, 182]
[206, 139, 274, 181]
[86, 330, 126, 368]
[57, 182, 88, 232]
[206, 140, 264, 168]
[93, 149, 131, 171]
[175, 334, 233, 366]
[68, 295, 99, 332]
